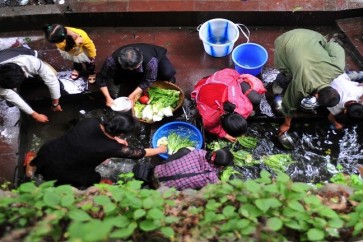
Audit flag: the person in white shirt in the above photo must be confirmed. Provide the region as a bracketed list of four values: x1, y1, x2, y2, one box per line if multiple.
[0, 47, 62, 122]
[328, 73, 363, 130]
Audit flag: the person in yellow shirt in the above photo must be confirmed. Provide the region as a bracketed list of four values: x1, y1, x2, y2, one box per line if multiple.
[43, 24, 97, 83]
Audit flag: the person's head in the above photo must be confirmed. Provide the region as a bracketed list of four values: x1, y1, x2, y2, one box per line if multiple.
[206, 148, 234, 167]
[102, 113, 137, 137]
[221, 101, 248, 137]
[118, 47, 143, 70]
[317, 86, 340, 107]
[346, 103, 363, 122]
[0, 63, 25, 89]
[43, 24, 67, 43]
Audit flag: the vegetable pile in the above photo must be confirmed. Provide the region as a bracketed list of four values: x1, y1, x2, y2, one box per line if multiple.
[134, 86, 181, 122]
[207, 136, 296, 180]
[157, 132, 196, 155]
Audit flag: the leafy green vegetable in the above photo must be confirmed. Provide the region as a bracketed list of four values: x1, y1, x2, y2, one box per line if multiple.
[220, 167, 240, 182]
[160, 132, 196, 155]
[330, 173, 363, 188]
[260, 154, 295, 173]
[236, 136, 258, 149]
[206, 139, 230, 151]
[134, 87, 180, 122]
[134, 102, 146, 119]
[148, 87, 180, 108]
[231, 150, 256, 167]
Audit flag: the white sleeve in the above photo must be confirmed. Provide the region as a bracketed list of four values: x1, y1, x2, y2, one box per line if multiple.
[0, 87, 34, 115]
[2, 55, 61, 100]
[35, 60, 61, 99]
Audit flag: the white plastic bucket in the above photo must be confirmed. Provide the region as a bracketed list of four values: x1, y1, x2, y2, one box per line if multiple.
[198, 18, 249, 57]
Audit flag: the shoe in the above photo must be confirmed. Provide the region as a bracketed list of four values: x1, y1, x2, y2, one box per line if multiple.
[70, 70, 80, 80]
[100, 179, 113, 185]
[24, 151, 37, 178]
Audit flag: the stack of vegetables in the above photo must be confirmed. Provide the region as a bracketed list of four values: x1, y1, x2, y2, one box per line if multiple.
[157, 132, 197, 155]
[134, 86, 181, 122]
[207, 136, 295, 181]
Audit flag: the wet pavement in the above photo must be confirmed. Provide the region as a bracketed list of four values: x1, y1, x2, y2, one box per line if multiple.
[0, 2, 362, 185]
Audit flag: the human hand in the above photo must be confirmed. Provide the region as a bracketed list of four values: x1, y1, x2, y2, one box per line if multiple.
[278, 123, 290, 136]
[158, 144, 168, 153]
[106, 97, 114, 107]
[51, 104, 63, 112]
[333, 122, 343, 130]
[32, 112, 49, 123]
[225, 134, 237, 142]
[114, 136, 128, 146]
[128, 87, 143, 104]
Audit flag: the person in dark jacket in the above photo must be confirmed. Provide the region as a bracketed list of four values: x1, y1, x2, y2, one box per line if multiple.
[96, 43, 176, 107]
[29, 113, 167, 188]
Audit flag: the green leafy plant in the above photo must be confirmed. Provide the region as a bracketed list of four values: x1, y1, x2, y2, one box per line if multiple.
[1, 171, 363, 241]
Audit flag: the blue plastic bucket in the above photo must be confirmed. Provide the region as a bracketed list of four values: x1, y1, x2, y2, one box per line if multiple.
[231, 43, 268, 76]
[198, 18, 244, 58]
[152, 121, 203, 159]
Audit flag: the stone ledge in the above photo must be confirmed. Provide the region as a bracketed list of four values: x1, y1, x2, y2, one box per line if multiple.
[0, 3, 362, 33]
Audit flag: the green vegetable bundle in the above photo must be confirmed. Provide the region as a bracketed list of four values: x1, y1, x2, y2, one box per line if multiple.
[134, 86, 180, 122]
[220, 166, 240, 182]
[231, 150, 256, 167]
[148, 87, 181, 108]
[161, 132, 197, 155]
[206, 139, 230, 151]
[260, 154, 295, 173]
[236, 136, 258, 149]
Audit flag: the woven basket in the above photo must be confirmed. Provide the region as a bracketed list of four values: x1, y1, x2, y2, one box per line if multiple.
[136, 81, 185, 124]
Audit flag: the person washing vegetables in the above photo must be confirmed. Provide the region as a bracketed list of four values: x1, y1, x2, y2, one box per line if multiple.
[191, 68, 266, 142]
[27, 113, 167, 188]
[133, 147, 233, 190]
[273, 29, 345, 135]
[96, 43, 177, 107]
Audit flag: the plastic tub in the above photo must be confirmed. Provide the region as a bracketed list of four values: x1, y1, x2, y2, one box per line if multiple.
[152, 121, 203, 159]
[198, 18, 240, 57]
[231, 43, 268, 76]
[111, 97, 132, 112]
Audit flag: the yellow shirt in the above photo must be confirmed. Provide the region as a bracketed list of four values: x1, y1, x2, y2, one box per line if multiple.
[55, 27, 96, 58]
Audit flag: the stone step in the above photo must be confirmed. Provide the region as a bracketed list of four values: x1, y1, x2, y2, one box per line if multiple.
[336, 17, 363, 68]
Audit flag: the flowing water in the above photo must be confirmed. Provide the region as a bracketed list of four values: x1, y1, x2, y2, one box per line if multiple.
[24, 98, 363, 185]
[21, 69, 363, 185]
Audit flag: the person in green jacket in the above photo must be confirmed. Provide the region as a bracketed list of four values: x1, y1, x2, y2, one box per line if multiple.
[274, 29, 345, 135]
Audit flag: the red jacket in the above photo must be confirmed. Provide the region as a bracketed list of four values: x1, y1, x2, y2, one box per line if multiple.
[191, 68, 266, 138]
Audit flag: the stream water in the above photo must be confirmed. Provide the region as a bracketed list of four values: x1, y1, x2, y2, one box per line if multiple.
[20, 69, 363, 185]
[24, 97, 363, 185]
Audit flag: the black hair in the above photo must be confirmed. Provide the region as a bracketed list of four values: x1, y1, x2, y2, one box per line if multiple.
[221, 101, 248, 137]
[0, 63, 25, 89]
[118, 47, 143, 69]
[346, 103, 363, 122]
[43, 24, 67, 44]
[64, 35, 76, 51]
[103, 113, 137, 137]
[317, 86, 340, 107]
[206, 148, 234, 167]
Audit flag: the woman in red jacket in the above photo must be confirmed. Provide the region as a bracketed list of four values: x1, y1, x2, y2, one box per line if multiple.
[191, 68, 266, 142]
